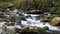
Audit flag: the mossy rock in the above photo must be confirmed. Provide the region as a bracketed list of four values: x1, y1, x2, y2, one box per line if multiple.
[21, 26, 47, 34]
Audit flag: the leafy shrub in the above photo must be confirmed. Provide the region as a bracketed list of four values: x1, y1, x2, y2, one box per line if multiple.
[9, 13, 19, 21]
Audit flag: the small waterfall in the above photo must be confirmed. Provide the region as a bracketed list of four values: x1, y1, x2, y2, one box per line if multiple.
[30, 14, 38, 20]
[21, 13, 60, 31]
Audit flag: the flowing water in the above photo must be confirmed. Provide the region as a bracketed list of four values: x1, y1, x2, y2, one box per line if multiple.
[8, 9, 60, 31]
[21, 12, 60, 31]
[1, 9, 60, 34]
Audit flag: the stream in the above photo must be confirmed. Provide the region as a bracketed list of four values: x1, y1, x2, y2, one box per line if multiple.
[8, 9, 60, 31]
[1, 9, 60, 34]
[20, 11, 60, 31]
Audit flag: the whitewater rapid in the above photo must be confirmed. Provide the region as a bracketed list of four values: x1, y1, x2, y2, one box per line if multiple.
[21, 13, 60, 31]
[5, 9, 60, 31]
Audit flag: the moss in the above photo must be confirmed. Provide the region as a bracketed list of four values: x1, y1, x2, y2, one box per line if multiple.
[50, 14, 59, 19]
[21, 26, 47, 34]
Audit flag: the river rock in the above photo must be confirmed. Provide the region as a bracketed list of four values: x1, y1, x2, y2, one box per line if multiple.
[21, 16, 27, 21]
[51, 17, 60, 26]
[2, 25, 16, 34]
[15, 25, 21, 29]
[21, 25, 47, 34]
[40, 15, 51, 22]
[28, 10, 43, 14]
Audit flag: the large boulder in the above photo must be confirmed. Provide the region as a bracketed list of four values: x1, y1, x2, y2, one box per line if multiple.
[51, 17, 60, 26]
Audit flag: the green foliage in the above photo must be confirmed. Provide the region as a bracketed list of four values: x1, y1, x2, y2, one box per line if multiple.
[9, 13, 19, 21]
[0, 2, 12, 12]
[0, 0, 60, 14]
[0, 0, 15, 2]
[13, 0, 52, 11]
[13, 0, 24, 9]
[13, 0, 60, 15]
[50, 14, 59, 19]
